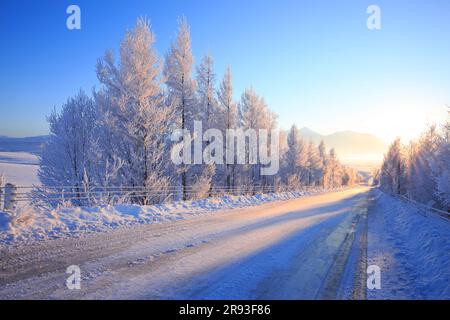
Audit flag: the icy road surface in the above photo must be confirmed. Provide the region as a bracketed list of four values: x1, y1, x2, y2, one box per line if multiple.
[0, 188, 370, 299]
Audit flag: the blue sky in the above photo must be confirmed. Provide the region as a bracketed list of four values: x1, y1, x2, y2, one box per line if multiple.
[1, 0, 449, 142]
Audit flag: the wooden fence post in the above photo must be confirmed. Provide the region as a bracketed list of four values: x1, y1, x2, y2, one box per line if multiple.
[4, 183, 17, 212]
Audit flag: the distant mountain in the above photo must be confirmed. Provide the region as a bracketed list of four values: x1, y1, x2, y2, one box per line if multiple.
[297, 127, 322, 143]
[0, 135, 49, 154]
[299, 127, 387, 168]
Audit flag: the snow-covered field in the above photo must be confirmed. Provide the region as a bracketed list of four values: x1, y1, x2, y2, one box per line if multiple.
[367, 190, 450, 299]
[0, 151, 39, 187]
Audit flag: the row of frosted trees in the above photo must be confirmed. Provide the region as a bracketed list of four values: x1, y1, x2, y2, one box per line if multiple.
[280, 126, 358, 191]
[379, 112, 450, 211]
[35, 17, 357, 208]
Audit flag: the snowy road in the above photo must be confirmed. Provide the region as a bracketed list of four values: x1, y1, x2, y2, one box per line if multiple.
[0, 187, 370, 299]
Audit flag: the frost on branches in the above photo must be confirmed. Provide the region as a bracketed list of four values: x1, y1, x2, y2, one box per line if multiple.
[380, 111, 450, 211]
[35, 17, 359, 208]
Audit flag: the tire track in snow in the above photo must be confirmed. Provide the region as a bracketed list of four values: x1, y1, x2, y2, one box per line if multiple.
[0, 187, 371, 299]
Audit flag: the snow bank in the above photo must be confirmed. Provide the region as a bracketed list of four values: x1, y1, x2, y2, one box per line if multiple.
[0, 190, 324, 245]
[368, 190, 450, 299]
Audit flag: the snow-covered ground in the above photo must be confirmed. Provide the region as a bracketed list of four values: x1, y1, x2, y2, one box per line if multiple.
[0, 187, 448, 300]
[0, 187, 369, 299]
[367, 189, 450, 299]
[0, 189, 338, 245]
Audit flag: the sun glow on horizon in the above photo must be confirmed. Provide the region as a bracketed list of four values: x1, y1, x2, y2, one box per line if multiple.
[369, 93, 448, 144]
[299, 93, 449, 146]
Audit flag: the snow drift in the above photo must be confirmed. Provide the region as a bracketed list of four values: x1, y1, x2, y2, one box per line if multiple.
[0, 190, 324, 245]
[368, 190, 450, 299]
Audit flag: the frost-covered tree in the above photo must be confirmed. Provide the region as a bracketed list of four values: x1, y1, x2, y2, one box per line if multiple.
[285, 125, 307, 188]
[434, 142, 450, 210]
[196, 53, 219, 131]
[0, 171, 4, 207]
[282, 133, 350, 189]
[342, 166, 358, 186]
[323, 148, 343, 189]
[433, 113, 450, 210]
[238, 88, 278, 191]
[275, 129, 289, 191]
[380, 138, 407, 195]
[164, 17, 198, 200]
[380, 112, 450, 210]
[96, 17, 172, 204]
[306, 140, 323, 186]
[317, 140, 328, 186]
[195, 53, 219, 195]
[164, 17, 197, 129]
[406, 126, 440, 205]
[34, 15, 363, 209]
[218, 66, 238, 189]
[318, 140, 327, 162]
[36, 90, 100, 207]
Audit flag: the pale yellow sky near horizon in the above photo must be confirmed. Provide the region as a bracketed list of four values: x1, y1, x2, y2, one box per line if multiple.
[302, 97, 448, 145]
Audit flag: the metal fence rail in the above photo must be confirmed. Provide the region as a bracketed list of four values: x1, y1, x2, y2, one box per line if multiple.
[1, 183, 314, 209]
[393, 194, 450, 221]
